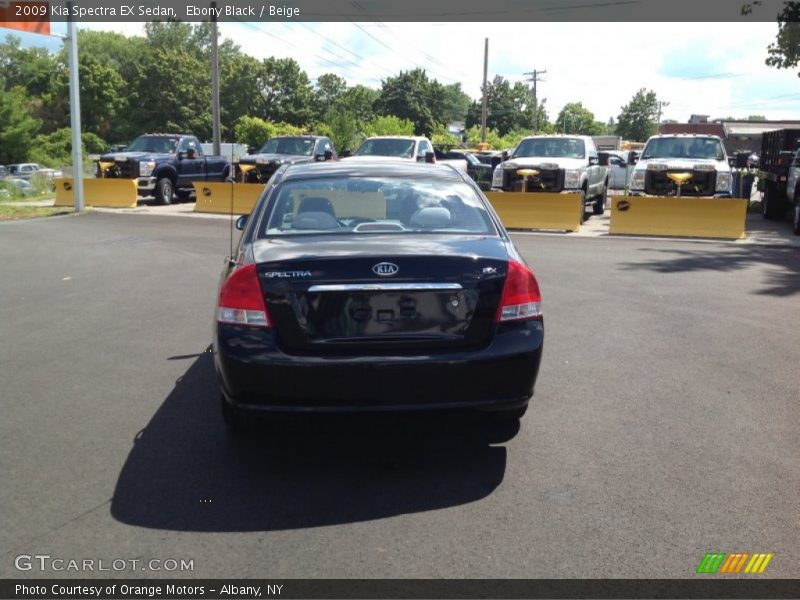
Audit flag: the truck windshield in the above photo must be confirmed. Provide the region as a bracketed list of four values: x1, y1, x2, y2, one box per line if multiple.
[126, 136, 179, 153]
[354, 138, 415, 158]
[258, 138, 314, 156]
[641, 138, 725, 161]
[515, 138, 585, 159]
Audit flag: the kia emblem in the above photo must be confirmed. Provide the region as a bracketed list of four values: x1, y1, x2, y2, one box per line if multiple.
[372, 262, 399, 276]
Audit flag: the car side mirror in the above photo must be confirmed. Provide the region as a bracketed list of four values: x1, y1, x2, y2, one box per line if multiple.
[315, 153, 326, 162]
[501, 151, 509, 162]
[187, 149, 197, 159]
[589, 156, 599, 166]
[628, 152, 639, 165]
[235, 215, 248, 231]
[598, 153, 609, 166]
[342, 149, 352, 158]
[177, 151, 186, 160]
[324, 149, 333, 161]
[425, 151, 436, 164]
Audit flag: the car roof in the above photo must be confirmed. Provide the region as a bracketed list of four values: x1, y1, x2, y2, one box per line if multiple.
[647, 134, 723, 141]
[363, 136, 427, 141]
[279, 159, 466, 182]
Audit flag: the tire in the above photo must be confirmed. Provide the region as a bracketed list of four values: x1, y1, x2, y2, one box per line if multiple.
[593, 182, 607, 215]
[220, 395, 251, 434]
[176, 189, 194, 201]
[578, 189, 586, 224]
[762, 183, 783, 220]
[155, 177, 174, 205]
[485, 403, 528, 423]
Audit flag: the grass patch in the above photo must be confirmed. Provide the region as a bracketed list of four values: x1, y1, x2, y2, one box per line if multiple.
[0, 205, 74, 220]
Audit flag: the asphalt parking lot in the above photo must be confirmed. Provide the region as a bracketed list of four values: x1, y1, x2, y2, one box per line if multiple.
[1, 211, 798, 579]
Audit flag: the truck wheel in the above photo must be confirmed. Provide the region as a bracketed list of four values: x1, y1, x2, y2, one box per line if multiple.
[593, 183, 607, 215]
[155, 177, 174, 205]
[762, 184, 783, 220]
[579, 189, 586, 224]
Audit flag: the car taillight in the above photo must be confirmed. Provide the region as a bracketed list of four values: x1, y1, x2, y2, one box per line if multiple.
[496, 260, 542, 322]
[217, 263, 270, 327]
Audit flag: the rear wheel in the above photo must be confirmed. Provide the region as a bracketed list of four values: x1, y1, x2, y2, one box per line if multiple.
[485, 403, 528, 423]
[593, 182, 607, 215]
[220, 395, 251, 434]
[155, 177, 174, 205]
[762, 183, 783, 220]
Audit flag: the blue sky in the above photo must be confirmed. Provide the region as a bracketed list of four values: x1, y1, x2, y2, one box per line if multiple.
[6, 21, 799, 123]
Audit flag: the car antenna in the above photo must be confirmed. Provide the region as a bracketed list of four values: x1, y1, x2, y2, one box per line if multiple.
[229, 144, 234, 262]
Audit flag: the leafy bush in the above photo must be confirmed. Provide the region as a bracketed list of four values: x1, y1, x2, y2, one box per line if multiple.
[234, 116, 276, 150]
[28, 128, 108, 169]
[363, 115, 414, 137]
[430, 124, 460, 150]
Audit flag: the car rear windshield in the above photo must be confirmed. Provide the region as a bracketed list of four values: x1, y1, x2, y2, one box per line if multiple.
[354, 139, 415, 158]
[641, 138, 725, 161]
[515, 138, 585, 159]
[126, 136, 179, 153]
[259, 176, 497, 237]
[258, 138, 314, 156]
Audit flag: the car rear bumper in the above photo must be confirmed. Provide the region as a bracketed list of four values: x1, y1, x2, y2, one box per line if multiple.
[214, 320, 544, 413]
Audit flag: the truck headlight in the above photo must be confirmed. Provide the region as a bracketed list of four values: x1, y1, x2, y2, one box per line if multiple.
[492, 167, 504, 187]
[564, 169, 581, 189]
[139, 161, 155, 177]
[716, 171, 731, 192]
[630, 170, 645, 190]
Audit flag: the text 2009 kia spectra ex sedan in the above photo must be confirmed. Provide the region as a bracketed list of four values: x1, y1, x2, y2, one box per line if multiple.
[213, 159, 544, 431]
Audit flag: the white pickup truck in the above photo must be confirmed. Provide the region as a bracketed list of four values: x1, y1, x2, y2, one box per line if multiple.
[628, 134, 732, 198]
[491, 135, 609, 220]
[344, 136, 468, 174]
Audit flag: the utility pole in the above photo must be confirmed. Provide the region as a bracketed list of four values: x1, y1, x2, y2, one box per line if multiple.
[656, 100, 670, 126]
[210, 1, 221, 156]
[524, 69, 546, 133]
[480, 38, 488, 147]
[66, 1, 83, 212]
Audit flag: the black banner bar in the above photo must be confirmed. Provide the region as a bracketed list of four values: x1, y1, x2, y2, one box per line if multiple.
[14, 0, 800, 22]
[3, 579, 800, 599]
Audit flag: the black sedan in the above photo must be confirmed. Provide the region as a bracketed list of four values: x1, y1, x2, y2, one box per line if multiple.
[214, 160, 544, 431]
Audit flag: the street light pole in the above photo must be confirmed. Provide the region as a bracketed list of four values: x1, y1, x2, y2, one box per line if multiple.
[66, 1, 83, 212]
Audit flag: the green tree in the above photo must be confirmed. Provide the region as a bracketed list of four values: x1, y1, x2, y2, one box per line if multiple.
[234, 116, 276, 149]
[0, 85, 41, 163]
[337, 84, 379, 123]
[376, 68, 446, 136]
[747, 115, 767, 121]
[556, 102, 603, 135]
[465, 76, 533, 135]
[441, 83, 471, 123]
[254, 57, 314, 126]
[315, 73, 347, 112]
[323, 110, 360, 155]
[48, 54, 125, 139]
[430, 124, 460, 149]
[363, 115, 415, 136]
[0, 35, 55, 98]
[766, 1, 800, 76]
[28, 128, 106, 167]
[616, 88, 659, 142]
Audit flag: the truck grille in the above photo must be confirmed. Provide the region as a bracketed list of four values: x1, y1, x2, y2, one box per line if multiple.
[645, 170, 716, 196]
[502, 168, 564, 192]
[98, 160, 137, 179]
[237, 162, 279, 184]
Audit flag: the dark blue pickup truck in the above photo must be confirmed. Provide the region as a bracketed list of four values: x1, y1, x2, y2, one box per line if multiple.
[95, 134, 231, 204]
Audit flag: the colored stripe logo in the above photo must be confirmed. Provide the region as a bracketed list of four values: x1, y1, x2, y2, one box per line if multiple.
[696, 552, 773, 574]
